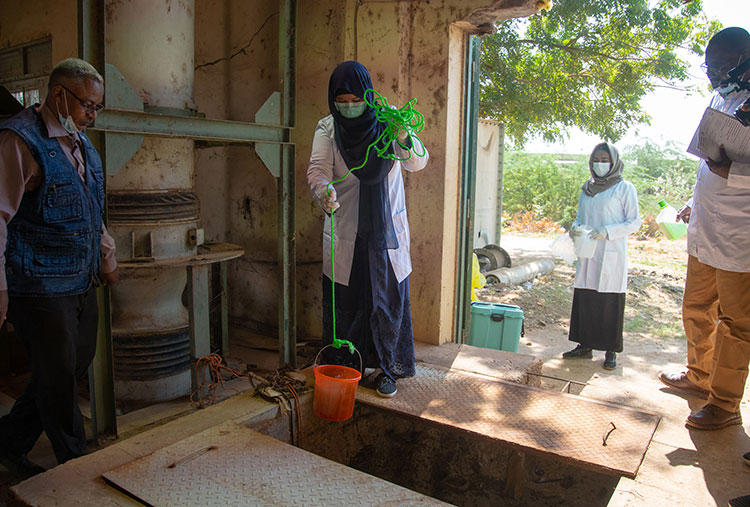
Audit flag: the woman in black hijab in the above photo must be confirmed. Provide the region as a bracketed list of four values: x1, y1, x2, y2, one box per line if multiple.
[307, 61, 429, 397]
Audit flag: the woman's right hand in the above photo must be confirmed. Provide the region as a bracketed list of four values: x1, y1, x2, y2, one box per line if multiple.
[568, 225, 582, 239]
[314, 182, 340, 213]
[676, 205, 691, 224]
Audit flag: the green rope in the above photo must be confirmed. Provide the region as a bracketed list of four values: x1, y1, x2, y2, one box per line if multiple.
[327, 89, 425, 355]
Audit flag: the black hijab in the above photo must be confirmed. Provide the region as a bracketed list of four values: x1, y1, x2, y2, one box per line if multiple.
[328, 61, 397, 250]
[582, 142, 624, 197]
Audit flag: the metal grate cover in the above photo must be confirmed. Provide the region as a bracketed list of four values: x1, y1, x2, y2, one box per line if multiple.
[103, 422, 448, 506]
[357, 364, 660, 478]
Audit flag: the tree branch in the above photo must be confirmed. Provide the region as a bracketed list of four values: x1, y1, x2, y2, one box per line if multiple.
[516, 38, 661, 66]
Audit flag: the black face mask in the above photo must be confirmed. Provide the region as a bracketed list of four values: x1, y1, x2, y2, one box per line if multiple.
[716, 56, 750, 126]
[736, 101, 750, 127]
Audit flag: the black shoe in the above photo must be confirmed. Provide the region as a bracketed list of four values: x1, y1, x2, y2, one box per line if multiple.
[375, 373, 397, 398]
[562, 345, 592, 359]
[603, 351, 617, 370]
[0, 449, 45, 478]
[743, 451, 750, 467]
[729, 495, 750, 507]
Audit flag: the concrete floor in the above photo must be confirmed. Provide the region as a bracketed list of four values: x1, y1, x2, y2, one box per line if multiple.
[1, 335, 749, 506]
[499, 234, 750, 505]
[585, 370, 750, 506]
[1, 341, 543, 506]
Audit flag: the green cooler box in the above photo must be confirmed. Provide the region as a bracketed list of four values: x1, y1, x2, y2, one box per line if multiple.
[468, 302, 524, 353]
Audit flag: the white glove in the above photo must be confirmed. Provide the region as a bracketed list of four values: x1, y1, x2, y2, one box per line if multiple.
[589, 227, 607, 240]
[568, 226, 582, 239]
[314, 183, 340, 213]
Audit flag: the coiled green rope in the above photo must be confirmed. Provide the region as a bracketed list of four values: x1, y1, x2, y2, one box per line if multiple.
[327, 89, 425, 355]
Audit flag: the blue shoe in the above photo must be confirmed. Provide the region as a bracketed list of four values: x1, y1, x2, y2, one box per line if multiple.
[375, 373, 397, 398]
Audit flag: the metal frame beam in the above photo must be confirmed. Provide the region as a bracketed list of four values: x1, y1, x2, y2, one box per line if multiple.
[91, 108, 291, 145]
[278, 0, 297, 368]
[79, 0, 118, 440]
[187, 265, 211, 391]
[80, 0, 299, 431]
[455, 34, 480, 344]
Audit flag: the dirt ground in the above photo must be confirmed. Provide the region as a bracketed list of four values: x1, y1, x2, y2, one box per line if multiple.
[477, 233, 692, 392]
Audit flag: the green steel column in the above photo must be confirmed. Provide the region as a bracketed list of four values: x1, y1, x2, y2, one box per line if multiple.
[210, 262, 229, 356]
[220, 262, 229, 355]
[278, 0, 297, 368]
[188, 265, 211, 390]
[79, 0, 118, 439]
[456, 35, 480, 344]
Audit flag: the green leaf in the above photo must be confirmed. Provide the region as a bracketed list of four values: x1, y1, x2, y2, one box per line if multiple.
[479, 0, 718, 147]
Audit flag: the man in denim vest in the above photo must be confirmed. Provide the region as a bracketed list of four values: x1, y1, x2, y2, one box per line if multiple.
[0, 58, 118, 476]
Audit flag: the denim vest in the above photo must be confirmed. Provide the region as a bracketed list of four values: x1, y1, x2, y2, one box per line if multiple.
[1, 107, 105, 296]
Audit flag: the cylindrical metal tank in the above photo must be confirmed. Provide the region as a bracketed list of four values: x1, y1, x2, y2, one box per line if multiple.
[105, 0, 197, 402]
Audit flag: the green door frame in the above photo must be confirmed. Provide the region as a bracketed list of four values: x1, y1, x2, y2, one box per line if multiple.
[455, 34, 480, 344]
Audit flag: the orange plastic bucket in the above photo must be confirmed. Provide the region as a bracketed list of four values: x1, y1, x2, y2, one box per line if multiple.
[313, 364, 362, 421]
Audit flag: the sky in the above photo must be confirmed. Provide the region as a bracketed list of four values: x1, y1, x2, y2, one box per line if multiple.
[522, 2, 750, 155]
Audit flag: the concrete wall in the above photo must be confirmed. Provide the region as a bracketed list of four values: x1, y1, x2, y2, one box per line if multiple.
[292, 0, 543, 345]
[0, 0, 77, 76]
[299, 404, 619, 507]
[474, 119, 502, 248]
[194, 0, 282, 333]
[1, 0, 543, 348]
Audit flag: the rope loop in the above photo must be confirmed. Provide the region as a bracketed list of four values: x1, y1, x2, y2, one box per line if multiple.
[326, 90, 426, 345]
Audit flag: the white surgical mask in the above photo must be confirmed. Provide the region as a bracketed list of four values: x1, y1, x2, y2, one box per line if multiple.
[592, 162, 611, 177]
[714, 81, 740, 98]
[335, 101, 367, 119]
[56, 91, 79, 135]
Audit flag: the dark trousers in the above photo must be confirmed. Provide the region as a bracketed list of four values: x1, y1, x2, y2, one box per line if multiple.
[0, 288, 98, 464]
[322, 236, 415, 380]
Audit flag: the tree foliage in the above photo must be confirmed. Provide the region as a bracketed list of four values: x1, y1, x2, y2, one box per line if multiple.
[502, 142, 698, 232]
[502, 152, 588, 229]
[480, 0, 720, 146]
[623, 140, 696, 216]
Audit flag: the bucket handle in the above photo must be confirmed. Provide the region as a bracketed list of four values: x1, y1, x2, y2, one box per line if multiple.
[314, 342, 363, 374]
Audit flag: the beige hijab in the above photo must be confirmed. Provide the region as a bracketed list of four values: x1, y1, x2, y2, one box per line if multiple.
[582, 142, 624, 197]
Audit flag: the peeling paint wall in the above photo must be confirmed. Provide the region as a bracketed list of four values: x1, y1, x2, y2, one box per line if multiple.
[194, 0, 281, 332]
[474, 120, 502, 247]
[2, 0, 542, 349]
[292, 0, 541, 345]
[0, 0, 77, 71]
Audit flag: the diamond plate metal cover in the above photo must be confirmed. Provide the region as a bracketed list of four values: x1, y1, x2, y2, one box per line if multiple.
[357, 364, 660, 478]
[103, 422, 447, 506]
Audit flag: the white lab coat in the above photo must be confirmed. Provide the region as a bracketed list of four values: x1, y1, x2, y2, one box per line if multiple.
[686, 90, 750, 273]
[307, 115, 429, 285]
[571, 180, 641, 293]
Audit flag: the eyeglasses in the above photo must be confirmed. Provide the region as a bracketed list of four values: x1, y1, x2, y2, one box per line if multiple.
[700, 55, 746, 78]
[700, 62, 727, 77]
[56, 83, 104, 114]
